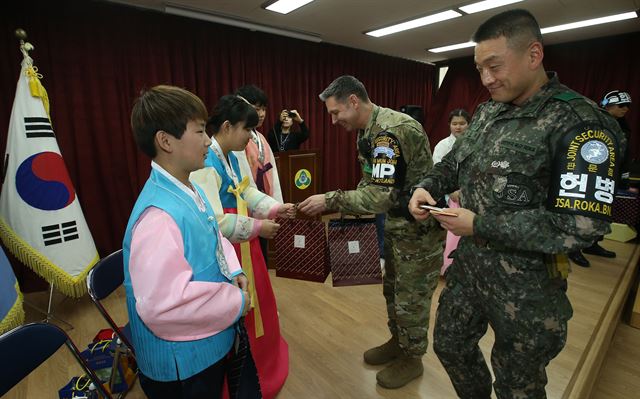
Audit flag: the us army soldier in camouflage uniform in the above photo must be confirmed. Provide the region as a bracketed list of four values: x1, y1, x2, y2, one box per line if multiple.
[298, 75, 444, 389]
[409, 10, 625, 399]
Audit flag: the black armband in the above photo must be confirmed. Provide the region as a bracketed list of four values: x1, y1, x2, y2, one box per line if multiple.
[370, 131, 406, 188]
[547, 122, 620, 221]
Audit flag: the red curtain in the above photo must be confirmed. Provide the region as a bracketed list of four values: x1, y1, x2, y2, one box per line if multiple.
[425, 58, 489, 145]
[0, 0, 435, 257]
[426, 32, 640, 157]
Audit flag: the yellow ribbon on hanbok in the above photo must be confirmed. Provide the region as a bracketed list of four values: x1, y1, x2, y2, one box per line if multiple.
[228, 176, 264, 337]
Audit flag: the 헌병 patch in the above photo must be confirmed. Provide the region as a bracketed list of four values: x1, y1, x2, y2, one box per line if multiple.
[547, 122, 619, 221]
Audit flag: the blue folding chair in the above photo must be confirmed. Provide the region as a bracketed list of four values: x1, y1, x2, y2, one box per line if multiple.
[0, 322, 112, 398]
[86, 249, 134, 353]
[87, 249, 138, 397]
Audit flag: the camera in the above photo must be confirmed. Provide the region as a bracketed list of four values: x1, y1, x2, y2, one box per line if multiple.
[285, 110, 297, 118]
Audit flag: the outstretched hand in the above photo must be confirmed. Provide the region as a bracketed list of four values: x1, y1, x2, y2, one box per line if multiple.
[297, 194, 326, 216]
[278, 203, 296, 218]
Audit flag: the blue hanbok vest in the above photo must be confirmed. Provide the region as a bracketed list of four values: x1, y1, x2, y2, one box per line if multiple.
[123, 168, 237, 381]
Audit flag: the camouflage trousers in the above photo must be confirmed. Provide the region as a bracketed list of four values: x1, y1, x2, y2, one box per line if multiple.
[383, 230, 442, 357]
[433, 243, 573, 399]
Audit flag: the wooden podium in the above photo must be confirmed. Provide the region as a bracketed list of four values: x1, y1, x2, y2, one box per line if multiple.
[267, 148, 322, 267]
[274, 148, 322, 204]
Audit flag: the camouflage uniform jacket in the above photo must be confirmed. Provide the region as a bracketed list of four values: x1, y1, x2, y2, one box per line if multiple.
[325, 104, 439, 237]
[415, 73, 626, 262]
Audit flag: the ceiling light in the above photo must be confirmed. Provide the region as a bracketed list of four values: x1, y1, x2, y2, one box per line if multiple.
[429, 41, 476, 53]
[540, 11, 638, 34]
[428, 11, 638, 53]
[459, 0, 525, 14]
[165, 5, 322, 43]
[366, 10, 462, 37]
[263, 0, 316, 15]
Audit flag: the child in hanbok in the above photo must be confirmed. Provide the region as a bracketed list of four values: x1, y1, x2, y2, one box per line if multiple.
[191, 95, 294, 399]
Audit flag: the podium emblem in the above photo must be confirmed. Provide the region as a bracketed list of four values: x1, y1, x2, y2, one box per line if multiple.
[294, 169, 312, 190]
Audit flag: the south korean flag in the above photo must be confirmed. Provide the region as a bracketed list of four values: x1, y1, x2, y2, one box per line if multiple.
[0, 55, 98, 297]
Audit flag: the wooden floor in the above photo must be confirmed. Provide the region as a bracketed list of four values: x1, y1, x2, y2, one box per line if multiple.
[592, 324, 640, 399]
[3, 238, 639, 399]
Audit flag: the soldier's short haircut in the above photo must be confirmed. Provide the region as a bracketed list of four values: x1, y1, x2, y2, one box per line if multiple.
[234, 84, 269, 107]
[472, 9, 543, 52]
[319, 75, 370, 103]
[131, 85, 207, 158]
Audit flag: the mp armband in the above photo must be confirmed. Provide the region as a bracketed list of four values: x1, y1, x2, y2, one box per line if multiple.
[547, 123, 620, 221]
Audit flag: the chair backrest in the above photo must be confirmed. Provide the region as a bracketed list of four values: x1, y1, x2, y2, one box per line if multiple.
[86, 249, 135, 353]
[88, 249, 124, 300]
[0, 322, 112, 398]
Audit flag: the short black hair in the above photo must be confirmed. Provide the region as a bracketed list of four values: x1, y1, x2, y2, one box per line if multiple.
[234, 85, 268, 107]
[208, 95, 259, 134]
[319, 75, 370, 103]
[472, 9, 543, 51]
[448, 108, 471, 123]
[130, 85, 207, 158]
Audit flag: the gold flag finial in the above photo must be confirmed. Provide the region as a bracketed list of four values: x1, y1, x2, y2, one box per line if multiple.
[15, 28, 27, 41]
[15, 29, 34, 58]
[14, 30, 50, 118]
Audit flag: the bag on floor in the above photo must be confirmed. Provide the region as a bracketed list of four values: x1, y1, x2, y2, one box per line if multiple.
[80, 339, 136, 394]
[327, 218, 382, 287]
[58, 375, 100, 399]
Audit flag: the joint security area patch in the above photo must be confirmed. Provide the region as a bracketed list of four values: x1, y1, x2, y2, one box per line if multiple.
[547, 123, 619, 221]
[370, 131, 406, 187]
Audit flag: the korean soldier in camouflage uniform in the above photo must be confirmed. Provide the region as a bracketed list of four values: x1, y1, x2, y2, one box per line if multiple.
[408, 10, 625, 399]
[298, 75, 444, 389]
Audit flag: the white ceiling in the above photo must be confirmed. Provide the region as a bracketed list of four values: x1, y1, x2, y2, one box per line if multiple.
[108, 0, 640, 64]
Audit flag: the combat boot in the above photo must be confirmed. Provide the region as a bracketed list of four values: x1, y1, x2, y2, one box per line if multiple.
[363, 337, 401, 365]
[376, 355, 424, 389]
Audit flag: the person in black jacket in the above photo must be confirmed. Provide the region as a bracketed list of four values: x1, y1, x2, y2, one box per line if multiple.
[267, 109, 309, 152]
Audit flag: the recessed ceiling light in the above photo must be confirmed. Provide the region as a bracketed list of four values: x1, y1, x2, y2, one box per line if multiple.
[366, 10, 462, 37]
[428, 11, 639, 53]
[429, 41, 476, 53]
[264, 0, 315, 15]
[459, 0, 525, 14]
[540, 11, 638, 34]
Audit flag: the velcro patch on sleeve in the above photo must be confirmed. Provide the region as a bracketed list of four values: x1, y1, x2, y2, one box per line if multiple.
[371, 131, 405, 187]
[547, 122, 620, 221]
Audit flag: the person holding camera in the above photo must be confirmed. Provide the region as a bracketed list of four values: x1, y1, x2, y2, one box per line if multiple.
[267, 109, 309, 152]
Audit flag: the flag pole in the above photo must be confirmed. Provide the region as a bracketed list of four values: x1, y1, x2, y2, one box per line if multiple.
[11, 29, 74, 330]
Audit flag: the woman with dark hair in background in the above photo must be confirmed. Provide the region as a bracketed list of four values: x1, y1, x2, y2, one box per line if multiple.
[268, 109, 309, 152]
